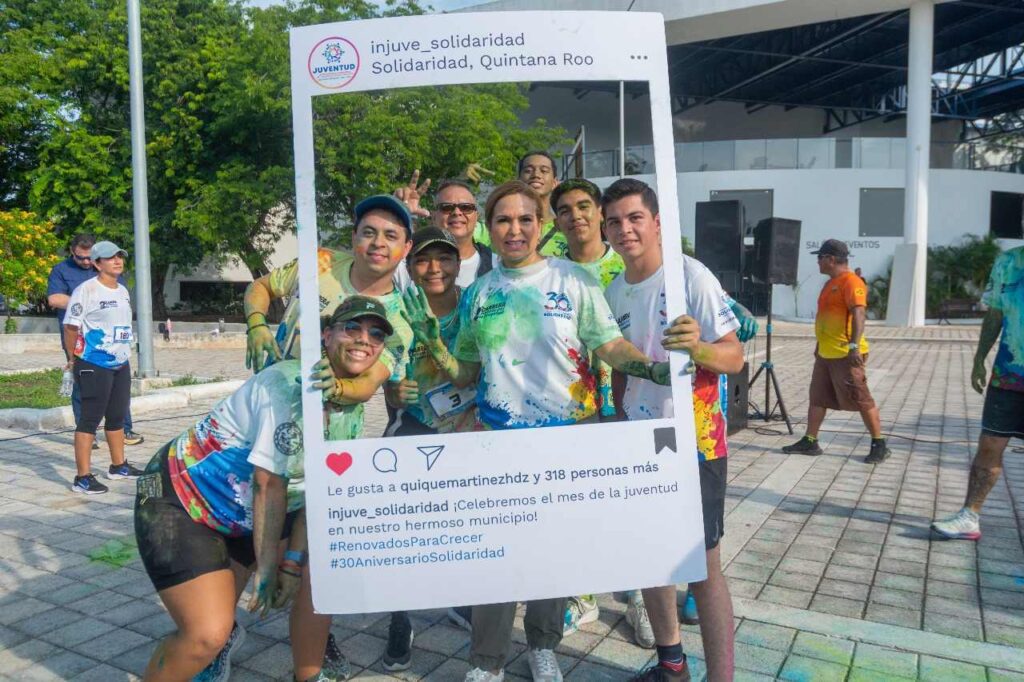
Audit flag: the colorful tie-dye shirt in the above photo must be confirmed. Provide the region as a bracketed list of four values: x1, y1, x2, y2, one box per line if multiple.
[389, 290, 480, 433]
[604, 257, 740, 461]
[167, 360, 363, 536]
[815, 271, 870, 359]
[572, 245, 626, 416]
[63, 278, 133, 369]
[267, 248, 412, 380]
[982, 246, 1024, 392]
[453, 258, 622, 429]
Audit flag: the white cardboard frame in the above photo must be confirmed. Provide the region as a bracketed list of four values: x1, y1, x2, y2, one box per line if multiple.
[290, 11, 705, 614]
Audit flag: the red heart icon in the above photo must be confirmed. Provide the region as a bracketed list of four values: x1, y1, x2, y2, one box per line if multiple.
[326, 452, 353, 476]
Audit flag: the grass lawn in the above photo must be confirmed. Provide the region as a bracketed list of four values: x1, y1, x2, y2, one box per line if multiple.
[0, 369, 71, 409]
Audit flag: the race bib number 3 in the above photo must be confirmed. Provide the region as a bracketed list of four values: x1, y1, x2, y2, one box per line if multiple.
[426, 382, 475, 419]
[112, 326, 134, 343]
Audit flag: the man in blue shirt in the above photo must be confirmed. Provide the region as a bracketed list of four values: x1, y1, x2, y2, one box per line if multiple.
[47, 234, 143, 445]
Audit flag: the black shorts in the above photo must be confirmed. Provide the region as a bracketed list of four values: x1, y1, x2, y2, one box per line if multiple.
[134, 442, 296, 592]
[699, 457, 727, 551]
[982, 386, 1024, 440]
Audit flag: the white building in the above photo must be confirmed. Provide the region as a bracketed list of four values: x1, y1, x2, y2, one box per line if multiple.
[168, 0, 1024, 322]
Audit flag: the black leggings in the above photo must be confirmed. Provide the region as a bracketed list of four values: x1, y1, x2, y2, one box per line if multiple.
[74, 359, 131, 434]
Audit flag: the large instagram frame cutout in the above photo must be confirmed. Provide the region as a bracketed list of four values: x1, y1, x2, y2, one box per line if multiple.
[291, 11, 705, 614]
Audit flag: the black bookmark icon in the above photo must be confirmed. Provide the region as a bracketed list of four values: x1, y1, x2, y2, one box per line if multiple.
[653, 427, 676, 455]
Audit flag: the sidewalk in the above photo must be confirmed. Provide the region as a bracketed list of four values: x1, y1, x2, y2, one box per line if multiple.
[2, 328, 1023, 681]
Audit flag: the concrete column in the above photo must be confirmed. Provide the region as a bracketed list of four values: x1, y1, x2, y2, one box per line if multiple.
[886, 0, 933, 327]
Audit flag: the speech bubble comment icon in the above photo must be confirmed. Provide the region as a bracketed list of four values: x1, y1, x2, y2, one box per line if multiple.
[372, 448, 398, 474]
[417, 445, 444, 471]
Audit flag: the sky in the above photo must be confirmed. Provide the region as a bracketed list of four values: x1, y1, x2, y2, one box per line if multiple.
[245, 0, 487, 10]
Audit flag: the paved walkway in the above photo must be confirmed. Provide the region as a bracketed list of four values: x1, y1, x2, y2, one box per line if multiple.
[2, 324, 1024, 680]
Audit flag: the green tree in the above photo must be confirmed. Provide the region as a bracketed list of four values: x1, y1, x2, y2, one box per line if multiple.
[0, 209, 61, 330]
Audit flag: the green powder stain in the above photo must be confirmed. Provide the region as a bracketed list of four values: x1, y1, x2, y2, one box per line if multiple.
[88, 536, 139, 568]
[477, 287, 543, 352]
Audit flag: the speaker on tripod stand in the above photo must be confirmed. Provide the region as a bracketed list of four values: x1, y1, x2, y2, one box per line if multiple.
[748, 217, 801, 434]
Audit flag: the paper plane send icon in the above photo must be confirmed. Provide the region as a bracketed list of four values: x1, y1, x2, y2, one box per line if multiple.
[417, 445, 444, 471]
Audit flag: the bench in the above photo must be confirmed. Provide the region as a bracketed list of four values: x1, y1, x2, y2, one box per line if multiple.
[937, 297, 978, 324]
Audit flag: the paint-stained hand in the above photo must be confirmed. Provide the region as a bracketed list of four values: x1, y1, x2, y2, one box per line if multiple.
[247, 569, 277, 618]
[394, 169, 431, 218]
[401, 286, 442, 345]
[661, 315, 701, 354]
[461, 162, 495, 184]
[971, 357, 988, 395]
[310, 357, 341, 400]
[394, 378, 419, 406]
[272, 569, 301, 609]
[246, 325, 280, 372]
[651, 361, 671, 386]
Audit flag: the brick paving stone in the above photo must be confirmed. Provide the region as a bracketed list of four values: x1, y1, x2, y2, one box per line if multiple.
[847, 668, 914, 682]
[809, 594, 864, 618]
[758, 585, 814, 609]
[990, 669, 1024, 682]
[790, 632, 854, 666]
[919, 655, 987, 681]
[864, 601, 922, 628]
[853, 642, 918, 678]
[778, 654, 848, 682]
[817, 578, 870, 601]
[734, 621, 796, 651]
[734, 641, 786, 677]
[922, 610, 984, 641]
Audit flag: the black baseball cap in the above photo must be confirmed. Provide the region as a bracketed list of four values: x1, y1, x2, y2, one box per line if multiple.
[811, 239, 850, 258]
[408, 227, 459, 259]
[353, 195, 413, 236]
[323, 295, 394, 336]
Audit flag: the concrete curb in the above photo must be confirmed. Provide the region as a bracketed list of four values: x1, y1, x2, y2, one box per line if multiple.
[0, 380, 244, 430]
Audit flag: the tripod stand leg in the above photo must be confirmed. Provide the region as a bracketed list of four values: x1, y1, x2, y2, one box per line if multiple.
[748, 364, 767, 421]
[768, 366, 794, 434]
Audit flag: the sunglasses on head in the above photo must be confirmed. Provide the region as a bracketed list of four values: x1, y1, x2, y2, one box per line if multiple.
[338, 320, 387, 346]
[436, 202, 477, 215]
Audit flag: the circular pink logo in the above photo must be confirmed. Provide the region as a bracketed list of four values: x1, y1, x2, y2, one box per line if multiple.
[308, 37, 360, 89]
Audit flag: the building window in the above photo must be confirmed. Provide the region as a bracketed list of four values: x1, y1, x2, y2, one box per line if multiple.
[709, 189, 773, 237]
[858, 188, 904, 237]
[991, 191, 1024, 239]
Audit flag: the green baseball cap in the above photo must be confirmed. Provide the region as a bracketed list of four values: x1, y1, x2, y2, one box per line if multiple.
[323, 295, 394, 336]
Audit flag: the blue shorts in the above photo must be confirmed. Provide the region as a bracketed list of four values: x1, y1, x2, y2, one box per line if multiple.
[982, 386, 1024, 440]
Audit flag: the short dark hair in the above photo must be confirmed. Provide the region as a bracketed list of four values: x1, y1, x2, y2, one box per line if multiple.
[517, 151, 557, 176]
[550, 178, 601, 212]
[484, 180, 543, 228]
[69, 234, 96, 252]
[600, 178, 659, 216]
[433, 179, 475, 202]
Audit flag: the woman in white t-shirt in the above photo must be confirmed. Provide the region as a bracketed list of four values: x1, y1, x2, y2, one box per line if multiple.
[402, 181, 674, 682]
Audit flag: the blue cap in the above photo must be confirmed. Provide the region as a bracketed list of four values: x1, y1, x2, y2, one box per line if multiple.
[90, 241, 128, 260]
[353, 195, 413, 236]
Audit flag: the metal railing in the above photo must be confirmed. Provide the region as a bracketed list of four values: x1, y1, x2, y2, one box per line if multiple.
[570, 137, 1024, 176]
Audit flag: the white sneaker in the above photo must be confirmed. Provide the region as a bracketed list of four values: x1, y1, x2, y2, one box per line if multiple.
[625, 593, 656, 649]
[527, 649, 562, 682]
[931, 508, 981, 540]
[563, 596, 599, 635]
[464, 668, 504, 682]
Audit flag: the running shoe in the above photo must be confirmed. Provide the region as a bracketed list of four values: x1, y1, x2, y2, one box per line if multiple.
[563, 595, 599, 635]
[625, 593, 655, 649]
[630, 661, 692, 682]
[71, 474, 108, 495]
[681, 591, 699, 625]
[193, 622, 245, 682]
[323, 632, 351, 680]
[864, 439, 891, 464]
[781, 436, 822, 455]
[448, 605, 472, 631]
[124, 430, 145, 446]
[382, 611, 413, 671]
[527, 649, 562, 682]
[931, 508, 981, 540]
[108, 460, 145, 480]
[465, 669, 504, 682]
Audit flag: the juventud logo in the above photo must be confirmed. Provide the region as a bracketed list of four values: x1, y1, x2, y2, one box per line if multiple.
[308, 36, 360, 89]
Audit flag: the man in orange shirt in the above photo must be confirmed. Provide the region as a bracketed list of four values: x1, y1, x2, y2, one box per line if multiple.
[783, 239, 890, 463]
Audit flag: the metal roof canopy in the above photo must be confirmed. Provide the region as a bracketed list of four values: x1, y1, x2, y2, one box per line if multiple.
[669, 0, 1024, 136]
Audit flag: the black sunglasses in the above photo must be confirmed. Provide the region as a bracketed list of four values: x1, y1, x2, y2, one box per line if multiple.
[436, 202, 477, 215]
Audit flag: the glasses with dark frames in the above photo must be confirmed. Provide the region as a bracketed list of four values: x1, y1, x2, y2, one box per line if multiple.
[436, 202, 477, 215]
[338, 320, 387, 346]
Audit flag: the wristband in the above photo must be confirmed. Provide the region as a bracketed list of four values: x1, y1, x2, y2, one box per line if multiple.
[248, 323, 270, 333]
[278, 566, 302, 578]
[246, 311, 267, 323]
[283, 549, 308, 566]
[847, 342, 859, 350]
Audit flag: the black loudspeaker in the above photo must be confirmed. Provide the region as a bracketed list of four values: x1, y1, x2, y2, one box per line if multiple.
[726, 362, 749, 436]
[752, 218, 801, 286]
[695, 200, 744, 276]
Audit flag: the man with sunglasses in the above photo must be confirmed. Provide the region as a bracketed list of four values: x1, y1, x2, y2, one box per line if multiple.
[782, 239, 890, 463]
[47, 233, 143, 447]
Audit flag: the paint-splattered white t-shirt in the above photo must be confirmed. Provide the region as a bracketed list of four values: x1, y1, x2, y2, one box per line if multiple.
[453, 258, 621, 429]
